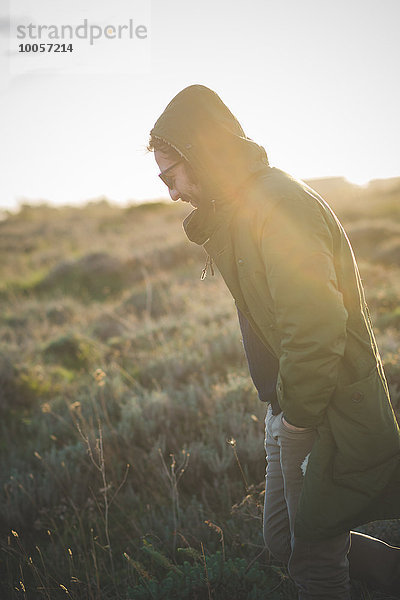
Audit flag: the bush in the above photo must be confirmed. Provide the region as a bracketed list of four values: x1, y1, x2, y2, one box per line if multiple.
[42, 333, 97, 370]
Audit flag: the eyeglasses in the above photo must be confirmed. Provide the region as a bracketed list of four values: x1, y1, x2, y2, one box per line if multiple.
[158, 159, 182, 189]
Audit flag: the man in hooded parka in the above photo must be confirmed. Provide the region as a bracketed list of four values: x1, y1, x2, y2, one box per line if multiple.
[148, 84, 400, 599]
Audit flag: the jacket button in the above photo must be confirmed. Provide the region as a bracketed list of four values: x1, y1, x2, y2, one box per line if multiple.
[352, 391, 364, 403]
[238, 258, 244, 265]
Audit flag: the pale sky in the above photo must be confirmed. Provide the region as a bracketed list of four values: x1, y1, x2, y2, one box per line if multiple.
[0, 0, 399, 210]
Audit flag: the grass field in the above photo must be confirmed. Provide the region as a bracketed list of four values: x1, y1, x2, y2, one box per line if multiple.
[0, 176, 400, 599]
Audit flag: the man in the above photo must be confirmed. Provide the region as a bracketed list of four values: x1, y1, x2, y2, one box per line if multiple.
[148, 84, 400, 598]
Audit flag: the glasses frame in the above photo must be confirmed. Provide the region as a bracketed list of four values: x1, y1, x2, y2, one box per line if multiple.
[158, 159, 182, 189]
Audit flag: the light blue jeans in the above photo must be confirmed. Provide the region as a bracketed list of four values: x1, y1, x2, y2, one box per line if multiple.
[264, 404, 352, 599]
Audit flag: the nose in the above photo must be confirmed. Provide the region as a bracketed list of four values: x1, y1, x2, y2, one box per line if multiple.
[169, 188, 180, 202]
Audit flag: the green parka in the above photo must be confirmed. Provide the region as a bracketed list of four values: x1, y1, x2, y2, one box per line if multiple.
[150, 84, 400, 540]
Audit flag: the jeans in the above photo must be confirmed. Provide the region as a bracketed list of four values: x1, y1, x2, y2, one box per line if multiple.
[264, 404, 351, 599]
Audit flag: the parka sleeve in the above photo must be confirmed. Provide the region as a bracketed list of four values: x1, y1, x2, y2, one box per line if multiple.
[260, 195, 348, 428]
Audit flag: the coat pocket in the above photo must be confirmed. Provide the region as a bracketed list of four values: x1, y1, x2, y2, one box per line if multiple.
[280, 413, 316, 434]
[327, 368, 400, 491]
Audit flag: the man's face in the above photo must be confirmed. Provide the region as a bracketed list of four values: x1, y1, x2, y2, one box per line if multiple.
[155, 151, 203, 208]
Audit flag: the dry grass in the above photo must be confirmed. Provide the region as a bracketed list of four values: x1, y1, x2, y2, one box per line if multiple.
[0, 181, 399, 598]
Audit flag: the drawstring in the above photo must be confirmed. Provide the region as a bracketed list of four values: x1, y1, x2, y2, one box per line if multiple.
[201, 254, 214, 280]
[200, 200, 216, 280]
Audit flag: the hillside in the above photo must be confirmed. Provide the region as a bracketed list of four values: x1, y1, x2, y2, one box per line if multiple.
[0, 178, 399, 599]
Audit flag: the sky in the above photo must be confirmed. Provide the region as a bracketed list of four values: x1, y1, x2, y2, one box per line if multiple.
[0, 0, 399, 210]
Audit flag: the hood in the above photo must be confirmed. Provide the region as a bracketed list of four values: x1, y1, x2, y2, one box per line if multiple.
[150, 84, 269, 199]
[150, 84, 270, 245]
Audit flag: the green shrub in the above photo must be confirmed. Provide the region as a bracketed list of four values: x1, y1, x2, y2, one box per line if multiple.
[126, 548, 294, 600]
[42, 333, 97, 370]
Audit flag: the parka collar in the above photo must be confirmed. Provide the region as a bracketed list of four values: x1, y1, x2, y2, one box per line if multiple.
[182, 166, 268, 246]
